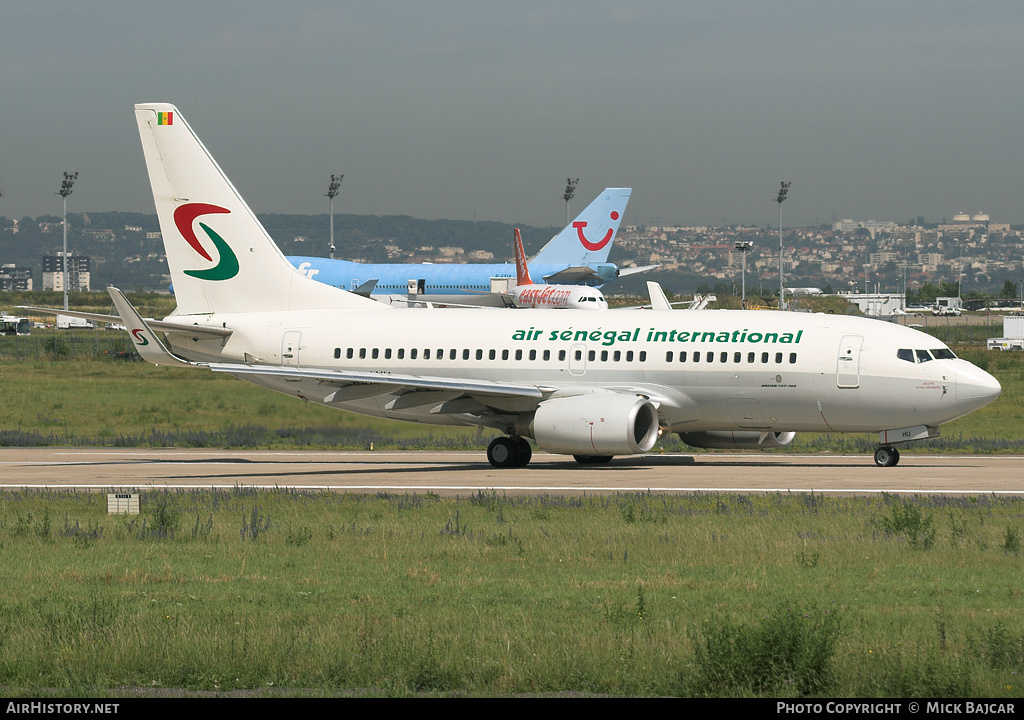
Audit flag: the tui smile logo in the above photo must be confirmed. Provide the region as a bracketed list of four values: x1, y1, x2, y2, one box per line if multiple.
[573, 210, 620, 251]
[173, 203, 240, 280]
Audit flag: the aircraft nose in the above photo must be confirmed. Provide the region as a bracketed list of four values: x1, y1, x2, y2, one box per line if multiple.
[956, 363, 1002, 414]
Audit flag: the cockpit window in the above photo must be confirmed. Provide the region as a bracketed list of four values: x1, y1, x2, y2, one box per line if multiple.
[931, 348, 957, 360]
[915, 349, 932, 363]
[897, 349, 914, 363]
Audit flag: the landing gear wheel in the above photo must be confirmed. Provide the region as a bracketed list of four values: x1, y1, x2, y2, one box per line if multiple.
[873, 445, 900, 468]
[514, 437, 532, 466]
[487, 436, 532, 468]
[573, 454, 614, 464]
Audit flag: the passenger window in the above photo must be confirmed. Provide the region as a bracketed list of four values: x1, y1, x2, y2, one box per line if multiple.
[666, 351, 674, 362]
[449, 349, 457, 360]
[475, 349, 483, 360]
[761, 352, 769, 363]
[789, 353, 797, 364]
[424, 349, 431, 360]
[559, 350, 567, 361]
[489, 349, 495, 360]
[775, 352, 783, 363]
[372, 348, 379, 360]
[639, 351, 647, 362]
[600, 350, 608, 362]
[720, 352, 728, 363]
[706, 352, 714, 363]
[679, 351, 687, 362]
[734, 352, 741, 363]
[613, 350, 620, 362]
[359, 348, 366, 359]
[529, 350, 537, 361]
[502, 349, 509, 360]
[574, 350, 582, 361]
[544, 350, 551, 361]
[334, 348, 341, 359]
[397, 349, 404, 360]
[588, 350, 595, 361]
[463, 349, 470, 360]
[747, 352, 755, 363]
[897, 349, 914, 363]
[347, 348, 354, 359]
[626, 351, 634, 362]
[410, 349, 417, 360]
[516, 349, 523, 361]
[693, 351, 701, 363]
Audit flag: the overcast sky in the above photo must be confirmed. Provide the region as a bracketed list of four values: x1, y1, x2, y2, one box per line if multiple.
[3, 1, 1024, 230]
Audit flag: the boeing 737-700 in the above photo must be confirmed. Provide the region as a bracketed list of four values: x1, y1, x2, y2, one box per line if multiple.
[25, 104, 1002, 469]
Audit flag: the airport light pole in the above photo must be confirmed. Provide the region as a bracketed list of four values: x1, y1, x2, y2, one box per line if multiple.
[57, 171, 78, 311]
[563, 178, 579, 225]
[735, 240, 752, 309]
[776, 181, 790, 310]
[325, 173, 343, 260]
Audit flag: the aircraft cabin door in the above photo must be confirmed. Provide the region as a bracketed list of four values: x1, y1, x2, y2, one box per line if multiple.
[568, 343, 587, 376]
[836, 335, 863, 388]
[282, 331, 301, 367]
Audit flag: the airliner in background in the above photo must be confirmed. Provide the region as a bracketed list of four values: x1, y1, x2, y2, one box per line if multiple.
[489, 229, 608, 310]
[287, 187, 657, 305]
[24, 104, 1002, 469]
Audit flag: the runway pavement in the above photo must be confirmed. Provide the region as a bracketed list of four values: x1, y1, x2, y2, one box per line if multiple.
[1, 447, 1022, 496]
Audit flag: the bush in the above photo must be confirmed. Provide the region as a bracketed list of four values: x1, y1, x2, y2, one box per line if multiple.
[692, 602, 841, 696]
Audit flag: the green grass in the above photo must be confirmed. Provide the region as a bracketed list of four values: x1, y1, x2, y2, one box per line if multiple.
[0, 490, 1022, 697]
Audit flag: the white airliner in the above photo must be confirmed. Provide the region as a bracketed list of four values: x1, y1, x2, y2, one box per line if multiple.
[505, 229, 608, 310]
[25, 104, 1002, 469]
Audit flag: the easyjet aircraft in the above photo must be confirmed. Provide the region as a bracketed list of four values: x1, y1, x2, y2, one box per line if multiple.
[26, 104, 1002, 468]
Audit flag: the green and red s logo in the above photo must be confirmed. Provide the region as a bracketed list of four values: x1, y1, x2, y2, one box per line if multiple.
[174, 203, 240, 280]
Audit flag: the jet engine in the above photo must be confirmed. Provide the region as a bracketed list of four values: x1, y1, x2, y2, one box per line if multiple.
[678, 430, 796, 450]
[524, 394, 660, 457]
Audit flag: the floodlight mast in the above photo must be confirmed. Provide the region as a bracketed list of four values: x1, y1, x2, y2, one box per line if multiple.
[562, 178, 579, 225]
[776, 181, 791, 310]
[57, 171, 78, 311]
[325, 173, 343, 260]
[735, 240, 753, 309]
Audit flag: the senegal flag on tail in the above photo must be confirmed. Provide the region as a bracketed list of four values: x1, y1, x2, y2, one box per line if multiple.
[157, 111, 173, 126]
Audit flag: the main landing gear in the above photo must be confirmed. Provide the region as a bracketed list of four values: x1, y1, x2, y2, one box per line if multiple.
[487, 436, 532, 468]
[873, 445, 900, 468]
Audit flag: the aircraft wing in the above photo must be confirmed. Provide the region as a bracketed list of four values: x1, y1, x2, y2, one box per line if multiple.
[18, 305, 233, 339]
[206, 363, 545, 400]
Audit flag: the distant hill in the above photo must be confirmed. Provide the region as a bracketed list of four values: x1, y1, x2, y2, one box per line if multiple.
[1, 212, 612, 292]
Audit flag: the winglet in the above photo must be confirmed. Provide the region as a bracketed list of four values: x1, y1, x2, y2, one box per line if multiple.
[646, 281, 673, 311]
[513, 229, 534, 286]
[107, 286, 195, 368]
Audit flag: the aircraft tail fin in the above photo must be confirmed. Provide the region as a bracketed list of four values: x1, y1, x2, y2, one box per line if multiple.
[530, 188, 630, 266]
[134, 103, 378, 316]
[513, 229, 534, 286]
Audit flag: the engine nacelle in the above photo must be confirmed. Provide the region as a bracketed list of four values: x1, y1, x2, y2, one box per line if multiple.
[678, 430, 796, 450]
[525, 394, 660, 457]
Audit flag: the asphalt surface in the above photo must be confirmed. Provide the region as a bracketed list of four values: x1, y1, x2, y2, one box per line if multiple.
[1, 448, 1021, 496]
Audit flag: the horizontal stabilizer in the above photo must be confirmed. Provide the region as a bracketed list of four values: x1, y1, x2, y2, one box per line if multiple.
[618, 264, 661, 277]
[18, 305, 233, 339]
[541, 266, 602, 284]
[107, 287, 196, 368]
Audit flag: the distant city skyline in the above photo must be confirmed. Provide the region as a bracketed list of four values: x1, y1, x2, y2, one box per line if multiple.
[3, 2, 1024, 228]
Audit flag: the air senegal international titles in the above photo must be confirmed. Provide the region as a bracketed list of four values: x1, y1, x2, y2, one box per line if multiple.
[511, 325, 804, 347]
